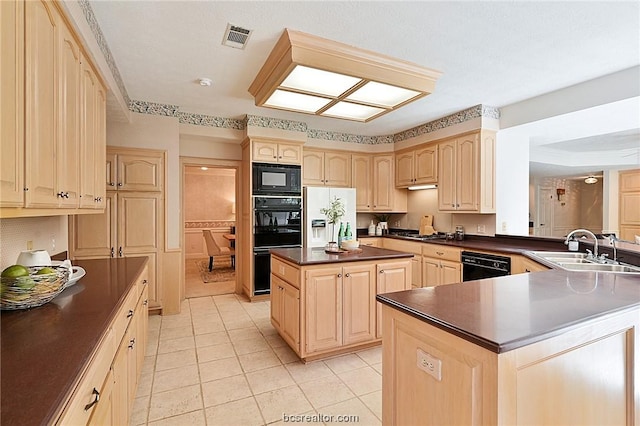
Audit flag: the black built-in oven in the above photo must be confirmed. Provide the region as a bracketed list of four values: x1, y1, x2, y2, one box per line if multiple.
[253, 197, 302, 295]
[461, 251, 511, 281]
[252, 163, 301, 196]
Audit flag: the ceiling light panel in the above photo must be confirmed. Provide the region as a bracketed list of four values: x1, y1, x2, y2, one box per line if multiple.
[281, 66, 362, 97]
[346, 81, 421, 108]
[264, 90, 331, 113]
[322, 102, 385, 121]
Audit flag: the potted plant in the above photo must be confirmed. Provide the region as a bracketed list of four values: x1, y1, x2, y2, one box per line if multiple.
[320, 196, 345, 242]
[374, 213, 391, 234]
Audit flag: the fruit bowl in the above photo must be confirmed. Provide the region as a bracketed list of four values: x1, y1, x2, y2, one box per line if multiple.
[341, 240, 360, 251]
[1, 266, 69, 310]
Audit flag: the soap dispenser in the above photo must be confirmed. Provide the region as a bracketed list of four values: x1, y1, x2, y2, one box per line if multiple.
[368, 220, 376, 236]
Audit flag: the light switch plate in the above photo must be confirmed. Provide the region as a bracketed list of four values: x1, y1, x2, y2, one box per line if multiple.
[417, 348, 442, 381]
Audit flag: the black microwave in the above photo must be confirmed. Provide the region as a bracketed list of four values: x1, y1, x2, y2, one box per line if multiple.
[252, 163, 302, 196]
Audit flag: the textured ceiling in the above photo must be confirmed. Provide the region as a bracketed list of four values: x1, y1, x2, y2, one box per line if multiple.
[89, 1, 640, 137]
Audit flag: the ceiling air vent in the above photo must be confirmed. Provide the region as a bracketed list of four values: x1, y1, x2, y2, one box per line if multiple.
[222, 24, 252, 49]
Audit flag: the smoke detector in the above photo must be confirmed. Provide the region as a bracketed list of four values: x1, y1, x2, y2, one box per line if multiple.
[198, 78, 213, 87]
[222, 24, 252, 49]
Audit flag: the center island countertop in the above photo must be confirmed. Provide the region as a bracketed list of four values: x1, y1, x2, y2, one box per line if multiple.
[377, 269, 640, 354]
[270, 245, 414, 266]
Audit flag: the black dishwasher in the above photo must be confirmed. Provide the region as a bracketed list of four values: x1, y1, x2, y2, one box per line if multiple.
[461, 251, 511, 281]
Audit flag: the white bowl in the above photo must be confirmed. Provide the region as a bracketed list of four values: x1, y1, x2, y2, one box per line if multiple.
[16, 250, 51, 267]
[341, 240, 360, 250]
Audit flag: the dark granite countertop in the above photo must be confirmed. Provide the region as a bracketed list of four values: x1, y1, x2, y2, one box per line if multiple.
[1, 257, 148, 426]
[377, 269, 640, 354]
[270, 245, 414, 266]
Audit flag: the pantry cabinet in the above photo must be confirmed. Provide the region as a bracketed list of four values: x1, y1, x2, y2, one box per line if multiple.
[395, 144, 437, 188]
[438, 130, 495, 213]
[0, 0, 107, 216]
[252, 139, 302, 164]
[352, 154, 407, 212]
[302, 149, 351, 187]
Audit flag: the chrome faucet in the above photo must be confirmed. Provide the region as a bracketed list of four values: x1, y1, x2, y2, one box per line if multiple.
[608, 234, 619, 264]
[565, 229, 599, 260]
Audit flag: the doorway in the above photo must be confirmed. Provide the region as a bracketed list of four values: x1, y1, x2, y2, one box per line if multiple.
[182, 162, 238, 298]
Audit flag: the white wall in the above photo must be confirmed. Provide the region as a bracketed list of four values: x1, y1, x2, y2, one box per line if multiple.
[107, 113, 181, 249]
[1, 216, 69, 269]
[495, 132, 530, 235]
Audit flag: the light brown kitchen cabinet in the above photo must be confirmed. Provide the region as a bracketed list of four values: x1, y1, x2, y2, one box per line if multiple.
[106, 148, 164, 192]
[352, 154, 373, 211]
[375, 260, 411, 338]
[395, 145, 437, 188]
[438, 130, 495, 213]
[511, 255, 549, 274]
[360, 238, 381, 247]
[342, 264, 377, 345]
[270, 274, 300, 350]
[422, 244, 462, 287]
[381, 238, 422, 288]
[252, 139, 302, 164]
[302, 149, 351, 187]
[305, 266, 344, 353]
[619, 169, 640, 241]
[0, 0, 24, 207]
[352, 153, 407, 212]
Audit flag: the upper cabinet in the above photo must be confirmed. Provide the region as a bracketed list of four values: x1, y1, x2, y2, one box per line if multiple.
[302, 149, 351, 187]
[252, 140, 302, 164]
[352, 154, 372, 211]
[0, 0, 107, 217]
[619, 169, 640, 240]
[438, 130, 495, 213]
[352, 153, 407, 213]
[107, 148, 164, 192]
[395, 144, 437, 188]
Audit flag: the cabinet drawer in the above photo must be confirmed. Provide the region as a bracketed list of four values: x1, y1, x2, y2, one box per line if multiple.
[57, 328, 115, 426]
[113, 286, 138, 346]
[422, 244, 461, 262]
[271, 257, 300, 288]
[382, 238, 422, 255]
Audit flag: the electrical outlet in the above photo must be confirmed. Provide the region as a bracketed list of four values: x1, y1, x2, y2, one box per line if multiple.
[501, 221, 507, 232]
[26, 240, 33, 250]
[394, 221, 400, 227]
[417, 348, 442, 381]
[477, 224, 486, 234]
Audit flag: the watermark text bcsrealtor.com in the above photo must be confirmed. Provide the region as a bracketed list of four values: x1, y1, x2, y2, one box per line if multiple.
[282, 413, 360, 423]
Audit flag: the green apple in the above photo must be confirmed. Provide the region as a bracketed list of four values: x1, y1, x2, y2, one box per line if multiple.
[1, 265, 29, 278]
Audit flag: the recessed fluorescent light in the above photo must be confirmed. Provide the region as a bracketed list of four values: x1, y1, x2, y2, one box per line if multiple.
[408, 184, 437, 191]
[200, 166, 209, 171]
[321, 102, 384, 121]
[346, 81, 420, 108]
[281, 66, 362, 97]
[264, 90, 331, 113]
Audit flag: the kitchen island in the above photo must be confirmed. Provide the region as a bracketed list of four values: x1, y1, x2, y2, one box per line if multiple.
[270, 246, 413, 361]
[377, 269, 640, 425]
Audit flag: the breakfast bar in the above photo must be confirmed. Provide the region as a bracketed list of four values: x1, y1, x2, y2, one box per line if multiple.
[269, 246, 413, 361]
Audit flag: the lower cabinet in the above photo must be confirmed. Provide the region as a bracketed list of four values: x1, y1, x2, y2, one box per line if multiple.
[270, 274, 300, 349]
[511, 255, 549, 274]
[376, 261, 412, 338]
[421, 244, 462, 287]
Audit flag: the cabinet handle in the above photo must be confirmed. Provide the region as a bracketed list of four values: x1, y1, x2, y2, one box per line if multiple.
[110, 247, 114, 257]
[279, 156, 283, 159]
[128, 338, 136, 349]
[109, 182, 115, 186]
[436, 252, 444, 256]
[127, 309, 134, 318]
[456, 204, 460, 208]
[57, 192, 64, 198]
[117, 182, 123, 187]
[345, 273, 350, 277]
[451, 204, 455, 207]
[84, 388, 100, 411]
[525, 269, 531, 273]
[143, 299, 148, 306]
[143, 279, 148, 285]
[119, 247, 123, 257]
[379, 270, 384, 274]
[337, 273, 342, 278]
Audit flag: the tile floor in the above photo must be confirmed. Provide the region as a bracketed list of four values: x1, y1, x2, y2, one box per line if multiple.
[132, 294, 382, 425]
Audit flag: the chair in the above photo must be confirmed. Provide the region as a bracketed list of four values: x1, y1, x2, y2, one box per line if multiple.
[203, 230, 235, 271]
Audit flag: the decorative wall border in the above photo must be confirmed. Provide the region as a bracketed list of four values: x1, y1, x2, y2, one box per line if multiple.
[245, 115, 307, 133]
[185, 221, 236, 229]
[179, 112, 245, 130]
[306, 130, 393, 145]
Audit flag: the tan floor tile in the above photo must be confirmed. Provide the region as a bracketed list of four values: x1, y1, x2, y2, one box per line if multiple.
[153, 364, 200, 393]
[195, 331, 230, 348]
[146, 335, 160, 355]
[161, 314, 192, 330]
[148, 409, 206, 426]
[202, 374, 253, 407]
[359, 390, 382, 420]
[196, 342, 236, 363]
[228, 327, 263, 343]
[245, 365, 295, 395]
[323, 354, 367, 374]
[298, 375, 355, 409]
[338, 366, 382, 396]
[238, 349, 281, 373]
[232, 336, 271, 355]
[156, 348, 197, 371]
[285, 361, 335, 384]
[129, 394, 150, 425]
[356, 346, 382, 365]
[193, 321, 226, 335]
[142, 355, 157, 376]
[134, 372, 153, 398]
[371, 362, 382, 374]
[148, 315, 162, 332]
[272, 345, 300, 364]
[224, 318, 256, 330]
[158, 336, 195, 354]
[199, 356, 243, 382]
[148, 384, 203, 422]
[159, 325, 194, 341]
[191, 313, 223, 325]
[321, 397, 381, 426]
[254, 385, 313, 424]
[205, 396, 265, 426]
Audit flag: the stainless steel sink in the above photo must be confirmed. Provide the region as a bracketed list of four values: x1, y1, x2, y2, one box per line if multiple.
[527, 251, 640, 274]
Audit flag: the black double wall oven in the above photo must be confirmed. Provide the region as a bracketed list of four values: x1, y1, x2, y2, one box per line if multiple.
[252, 163, 302, 295]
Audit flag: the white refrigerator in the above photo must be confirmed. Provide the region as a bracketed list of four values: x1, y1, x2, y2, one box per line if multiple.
[303, 187, 357, 248]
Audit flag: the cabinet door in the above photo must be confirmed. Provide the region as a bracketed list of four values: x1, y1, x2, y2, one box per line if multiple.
[414, 145, 437, 184]
[440, 260, 462, 285]
[79, 57, 98, 208]
[302, 150, 324, 186]
[270, 274, 285, 330]
[343, 264, 376, 345]
[376, 260, 411, 338]
[118, 192, 161, 254]
[106, 152, 117, 189]
[111, 341, 128, 426]
[0, 0, 24, 207]
[57, 22, 81, 207]
[619, 192, 640, 226]
[24, 0, 59, 207]
[252, 141, 278, 162]
[94, 84, 107, 206]
[411, 256, 422, 288]
[325, 152, 351, 187]
[352, 154, 372, 211]
[88, 370, 113, 426]
[305, 267, 342, 353]
[281, 279, 300, 349]
[135, 287, 148, 378]
[126, 318, 138, 414]
[395, 152, 414, 187]
[372, 155, 394, 211]
[70, 191, 116, 258]
[117, 153, 163, 191]
[422, 257, 440, 287]
[456, 135, 479, 211]
[438, 140, 457, 211]
[278, 143, 302, 164]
